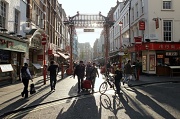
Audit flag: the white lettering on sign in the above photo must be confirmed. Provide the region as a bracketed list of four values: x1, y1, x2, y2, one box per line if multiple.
[166, 52, 178, 56]
[159, 44, 164, 49]
[171, 45, 175, 49]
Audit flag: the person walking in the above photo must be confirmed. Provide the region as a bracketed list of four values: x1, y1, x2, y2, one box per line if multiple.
[21, 63, 33, 98]
[123, 60, 132, 85]
[74, 61, 85, 93]
[48, 60, 59, 91]
[85, 62, 92, 79]
[90, 63, 99, 92]
[114, 67, 122, 95]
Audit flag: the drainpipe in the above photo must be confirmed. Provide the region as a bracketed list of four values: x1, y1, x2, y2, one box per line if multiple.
[129, 0, 132, 44]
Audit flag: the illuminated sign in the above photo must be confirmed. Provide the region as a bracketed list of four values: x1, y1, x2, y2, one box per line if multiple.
[83, 29, 94, 32]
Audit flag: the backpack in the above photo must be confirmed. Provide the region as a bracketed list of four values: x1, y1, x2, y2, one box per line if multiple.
[21, 67, 30, 79]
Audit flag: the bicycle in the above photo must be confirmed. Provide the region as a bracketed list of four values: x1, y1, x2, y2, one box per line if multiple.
[99, 74, 116, 94]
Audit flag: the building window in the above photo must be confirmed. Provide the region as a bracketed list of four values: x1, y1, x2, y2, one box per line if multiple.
[126, 13, 129, 24]
[132, 8, 134, 21]
[0, 1, 6, 28]
[163, 20, 172, 41]
[141, 0, 144, 14]
[136, 3, 138, 18]
[163, 1, 172, 9]
[14, 9, 19, 34]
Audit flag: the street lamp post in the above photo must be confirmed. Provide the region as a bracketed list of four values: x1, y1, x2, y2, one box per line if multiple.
[64, 12, 79, 75]
[119, 21, 123, 68]
[99, 12, 114, 72]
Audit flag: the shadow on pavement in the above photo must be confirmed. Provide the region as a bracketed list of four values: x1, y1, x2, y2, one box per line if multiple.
[99, 94, 124, 119]
[118, 91, 152, 119]
[131, 87, 177, 119]
[56, 94, 99, 119]
[0, 76, 67, 118]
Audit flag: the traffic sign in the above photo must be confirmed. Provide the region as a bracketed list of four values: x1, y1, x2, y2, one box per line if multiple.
[41, 37, 46, 45]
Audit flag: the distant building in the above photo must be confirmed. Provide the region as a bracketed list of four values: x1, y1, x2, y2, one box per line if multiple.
[78, 42, 92, 64]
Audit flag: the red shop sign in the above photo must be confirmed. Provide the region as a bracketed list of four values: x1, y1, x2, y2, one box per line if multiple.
[37, 55, 43, 61]
[141, 43, 180, 50]
[48, 50, 52, 55]
[139, 21, 145, 30]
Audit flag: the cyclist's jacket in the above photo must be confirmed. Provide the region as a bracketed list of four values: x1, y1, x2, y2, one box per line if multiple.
[115, 70, 122, 80]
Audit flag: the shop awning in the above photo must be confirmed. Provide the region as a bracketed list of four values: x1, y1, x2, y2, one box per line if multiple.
[53, 53, 60, 57]
[117, 52, 125, 56]
[0, 64, 13, 72]
[32, 63, 43, 69]
[57, 52, 70, 59]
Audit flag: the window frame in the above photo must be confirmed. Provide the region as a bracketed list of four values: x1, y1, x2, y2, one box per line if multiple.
[14, 9, 19, 34]
[0, 1, 6, 28]
[163, 20, 172, 41]
[162, 0, 172, 10]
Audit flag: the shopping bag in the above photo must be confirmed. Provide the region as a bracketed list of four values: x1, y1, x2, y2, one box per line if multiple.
[30, 83, 36, 94]
[82, 80, 92, 89]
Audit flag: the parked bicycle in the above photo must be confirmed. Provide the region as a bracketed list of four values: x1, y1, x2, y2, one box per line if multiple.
[99, 74, 116, 94]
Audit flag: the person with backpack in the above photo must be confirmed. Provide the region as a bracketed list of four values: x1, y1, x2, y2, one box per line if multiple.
[48, 60, 59, 91]
[21, 63, 33, 98]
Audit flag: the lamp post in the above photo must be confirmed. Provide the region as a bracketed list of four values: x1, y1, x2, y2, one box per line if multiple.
[41, 37, 47, 84]
[64, 12, 79, 75]
[119, 21, 123, 68]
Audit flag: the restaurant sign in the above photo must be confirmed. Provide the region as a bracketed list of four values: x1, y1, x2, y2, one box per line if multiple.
[141, 43, 180, 50]
[0, 37, 27, 52]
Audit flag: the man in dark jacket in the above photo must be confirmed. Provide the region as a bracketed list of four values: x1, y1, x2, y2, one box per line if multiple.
[90, 63, 99, 92]
[123, 60, 132, 85]
[21, 63, 33, 98]
[74, 61, 85, 93]
[48, 60, 58, 91]
[114, 68, 122, 95]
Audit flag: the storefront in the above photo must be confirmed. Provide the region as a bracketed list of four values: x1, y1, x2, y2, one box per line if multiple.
[0, 34, 28, 84]
[141, 42, 180, 76]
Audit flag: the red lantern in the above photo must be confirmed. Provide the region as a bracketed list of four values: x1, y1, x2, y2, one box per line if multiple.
[41, 37, 46, 45]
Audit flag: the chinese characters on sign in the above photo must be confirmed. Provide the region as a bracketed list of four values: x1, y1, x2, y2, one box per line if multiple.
[158, 44, 176, 50]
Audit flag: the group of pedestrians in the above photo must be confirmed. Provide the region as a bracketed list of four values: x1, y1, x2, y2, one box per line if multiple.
[20, 60, 59, 99]
[122, 60, 141, 85]
[20, 59, 140, 98]
[73, 61, 99, 93]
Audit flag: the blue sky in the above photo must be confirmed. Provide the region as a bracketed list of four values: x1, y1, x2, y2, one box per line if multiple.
[58, 0, 119, 47]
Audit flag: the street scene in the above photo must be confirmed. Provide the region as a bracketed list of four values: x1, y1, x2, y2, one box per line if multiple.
[0, 70, 180, 119]
[1, 0, 180, 119]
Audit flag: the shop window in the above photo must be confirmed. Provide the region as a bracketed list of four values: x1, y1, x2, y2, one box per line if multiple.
[0, 50, 10, 64]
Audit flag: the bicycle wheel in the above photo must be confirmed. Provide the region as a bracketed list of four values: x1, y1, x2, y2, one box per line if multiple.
[99, 82, 108, 94]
